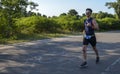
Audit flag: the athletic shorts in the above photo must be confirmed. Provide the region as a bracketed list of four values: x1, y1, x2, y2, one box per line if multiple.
[83, 36, 96, 47]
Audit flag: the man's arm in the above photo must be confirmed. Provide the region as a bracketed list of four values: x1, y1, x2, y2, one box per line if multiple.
[92, 19, 99, 30]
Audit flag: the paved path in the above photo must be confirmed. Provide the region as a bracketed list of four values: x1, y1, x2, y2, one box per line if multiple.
[0, 31, 120, 74]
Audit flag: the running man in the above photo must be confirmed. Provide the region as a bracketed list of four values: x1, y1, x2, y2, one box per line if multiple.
[80, 8, 100, 67]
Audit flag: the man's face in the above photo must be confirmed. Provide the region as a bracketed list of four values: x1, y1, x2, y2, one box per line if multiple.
[86, 10, 91, 17]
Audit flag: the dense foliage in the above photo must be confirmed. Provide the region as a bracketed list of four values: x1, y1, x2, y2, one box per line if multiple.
[0, 0, 120, 39]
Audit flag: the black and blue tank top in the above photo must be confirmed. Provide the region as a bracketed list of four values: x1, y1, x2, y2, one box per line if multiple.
[84, 17, 95, 35]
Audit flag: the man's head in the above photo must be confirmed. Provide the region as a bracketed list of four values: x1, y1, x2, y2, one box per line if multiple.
[86, 8, 92, 17]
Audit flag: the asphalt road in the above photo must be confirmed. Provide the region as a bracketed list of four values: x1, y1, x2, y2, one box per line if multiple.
[0, 31, 120, 74]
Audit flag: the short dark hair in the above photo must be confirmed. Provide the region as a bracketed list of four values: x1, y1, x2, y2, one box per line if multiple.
[86, 8, 92, 13]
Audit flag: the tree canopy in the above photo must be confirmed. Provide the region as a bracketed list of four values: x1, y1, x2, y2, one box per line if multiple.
[106, 0, 120, 19]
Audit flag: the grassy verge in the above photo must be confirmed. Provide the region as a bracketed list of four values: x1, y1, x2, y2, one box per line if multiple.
[0, 32, 81, 44]
[1, 30, 113, 45]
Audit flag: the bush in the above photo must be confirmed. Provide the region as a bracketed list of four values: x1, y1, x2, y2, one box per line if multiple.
[97, 18, 120, 30]
[35, 18, 61, 33]
[54, 15, 84, 32]
[15, 16, 38, 34]
[15, 16, 61, 35]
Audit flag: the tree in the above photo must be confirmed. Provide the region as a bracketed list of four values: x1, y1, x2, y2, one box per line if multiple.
[96, 11, 115, 19]
[68, 9, 78, 16]
[0, 0, 38, 37]
[92, 13, 98, 18]
[59, 13, 67, 16]
[43, 15, 47, 18]
[105, 0, 120, 19]
[0, 0, 38, 18]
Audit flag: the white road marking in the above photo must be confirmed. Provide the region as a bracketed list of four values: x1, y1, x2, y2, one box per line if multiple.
[101, 57, 120, 74]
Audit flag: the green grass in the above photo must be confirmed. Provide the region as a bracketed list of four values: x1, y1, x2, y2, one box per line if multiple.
[0, 32, 81, 44]
[0, 30, 117, 45]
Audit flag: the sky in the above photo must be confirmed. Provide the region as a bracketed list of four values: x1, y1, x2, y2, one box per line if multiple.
[29, 0, 116, 17]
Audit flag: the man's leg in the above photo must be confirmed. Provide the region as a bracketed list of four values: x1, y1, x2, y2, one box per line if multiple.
[80, 45, 88, 67]
[92, 46, 99, 58]
[92, 46, 100, 63]
[90, 36, 100, 63]
[82, 45, 88, 62]
[80, 38, 89, 67]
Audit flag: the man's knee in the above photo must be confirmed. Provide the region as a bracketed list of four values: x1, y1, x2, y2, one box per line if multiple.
[92, 46, 96, 49]
[82, 45, 87, 52]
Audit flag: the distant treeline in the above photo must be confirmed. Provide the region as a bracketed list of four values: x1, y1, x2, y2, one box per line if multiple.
[0, 0, 120, 39]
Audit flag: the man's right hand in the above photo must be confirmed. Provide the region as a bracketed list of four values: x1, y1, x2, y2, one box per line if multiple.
[86, 23, 91, 27]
